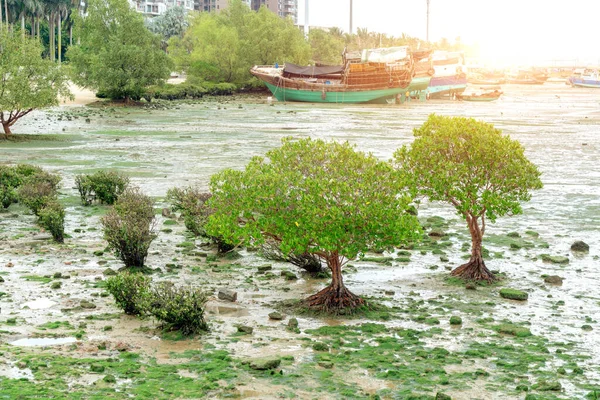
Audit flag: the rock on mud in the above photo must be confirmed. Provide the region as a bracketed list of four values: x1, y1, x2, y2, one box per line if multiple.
[247, 357, 281, 370]
[218, 289, 237, 302]
[499, 288, 529, 301]
[268, 311, 284, 320]
[540, 254, 569, 264]
[436, 393, 452, 400]
[237, 325, 253, 334]
[543, 275, 564, 285]
[571, 241, 589, 252]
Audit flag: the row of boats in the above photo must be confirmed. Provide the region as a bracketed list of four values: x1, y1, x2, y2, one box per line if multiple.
[250, 47, 598, 104]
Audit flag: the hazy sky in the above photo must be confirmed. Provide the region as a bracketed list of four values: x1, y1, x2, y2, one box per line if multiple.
[297, 0, 600, 66]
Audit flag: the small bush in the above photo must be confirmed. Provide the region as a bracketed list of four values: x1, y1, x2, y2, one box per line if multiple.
[203, 82, 236, 96]
[38, 201, 65, 243]
[148, 282, 209, 335]
[18, 178, 59, 216]
[76, 171, 129, 205]
[102, 188, 157, 268]
[167, 187, 212, 236]
[0, 166, 21, 208]
[144, 83, 207, 101]
[105, 272, 151, 315]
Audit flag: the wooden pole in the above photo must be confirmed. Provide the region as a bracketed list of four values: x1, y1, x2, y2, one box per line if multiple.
[426, 0, 430, 42]
[349, 0, 352, 35]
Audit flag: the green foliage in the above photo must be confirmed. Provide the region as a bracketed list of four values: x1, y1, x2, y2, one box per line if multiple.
[395, 115, 543, 223]
[146, 5, 188, 47]
[0, 30, 72, 135]
[308, 29, 345, 65]
[148, 282, 209, 335]
[68, 0, 172, 101]
[144, 83, 207, 101]
[38, 201, 66, 243]
[102, 188, 157, 268]
[0, 166, 22, 208]
[75, 170, 130, 205]
[17, 170, 61, 216]
[206, 137, 421, 271]
[167, 187, 212, 236]
[169, 0, 310, 85]
[105, 272, 151, 315]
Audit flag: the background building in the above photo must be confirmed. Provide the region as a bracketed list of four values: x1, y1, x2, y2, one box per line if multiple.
[251, 0, 297, 23]
[131, 0, 195, 17]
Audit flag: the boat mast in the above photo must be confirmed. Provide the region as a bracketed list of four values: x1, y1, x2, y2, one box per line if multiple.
[304, 0, 309, 36]
[426, 0, 430, 42]
[349, 0, 353, 35]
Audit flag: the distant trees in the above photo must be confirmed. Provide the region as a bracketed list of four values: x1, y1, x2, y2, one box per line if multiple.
[68, 0, 172, 101]
[395, 115, 543, 282]
[0, 29, 71, 136]
[169, 0, 310, 85]
[147, 5, 188, 49]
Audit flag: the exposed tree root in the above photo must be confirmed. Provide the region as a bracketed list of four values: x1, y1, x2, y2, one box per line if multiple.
[450, 257, 496, 283]
[304, 284, 365, 313]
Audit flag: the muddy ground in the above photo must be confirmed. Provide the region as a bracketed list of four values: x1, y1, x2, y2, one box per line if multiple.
[0, 83, 599, 399]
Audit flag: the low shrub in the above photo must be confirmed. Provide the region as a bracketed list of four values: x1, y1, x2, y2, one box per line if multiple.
[203, 82, 237, 96]
[76, 170, 129, 205]
[148, 282, 209, 335]
[38, 201, 65, 243]
[167, 187, 212, 236]
[144, 83, 207, 101]
[102, 188, 157, 269]
[105, 272, 151, 315]
[0, 166, 21, 208]
[18, 174, 59, 216]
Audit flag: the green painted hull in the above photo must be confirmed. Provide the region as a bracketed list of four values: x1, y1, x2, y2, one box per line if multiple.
[265, 77, 431, 104]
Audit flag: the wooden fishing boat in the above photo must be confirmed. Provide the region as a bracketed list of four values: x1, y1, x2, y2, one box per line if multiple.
[456, 90, 502, 102]
[250, 47, 430, 104]
[426, 51, 467, 98]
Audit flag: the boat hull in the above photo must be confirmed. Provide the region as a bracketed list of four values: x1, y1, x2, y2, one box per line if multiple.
[427, 76, 467, 98]
[568, 77, 600, 88]
[264, 77, 431, 104]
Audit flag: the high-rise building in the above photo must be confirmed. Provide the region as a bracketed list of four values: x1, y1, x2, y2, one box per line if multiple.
[130, 0, 195, 17]
[196, 0, 251, 12]
[251, 0, 297, 23]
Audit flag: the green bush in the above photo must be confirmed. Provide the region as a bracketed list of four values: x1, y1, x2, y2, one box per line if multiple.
[105, 272, 151, 315]
[102, 188, 157, 269]
[0, 166, 21, 208]
[148, 282, 208, 335]
[38, 201, 65, 243]
[144, 83, 207, 101]
[76, 171, 129, 205]
[166, 187, 212, 236]
[18, 172, 60, 216]
[203, 82, 236, 96]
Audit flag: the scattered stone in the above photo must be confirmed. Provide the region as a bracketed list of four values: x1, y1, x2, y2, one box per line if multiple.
[540, 254, 569, 264]
[0, 276, 4, 283]
[103, 268, 117, 276]
[449, 316, 462, 325]
[571, 241, 589, 252]
[80, 300, 97, 309]
[465, 283, 477, 290]
[85, 118, 91, 123]
[544, 275, 563, 285]
[114, 342, 130, 352]
[218, 289, 238, 302]
[268, 311, 284, 320]
[281, 271, 298, 280]
[6, 262, 14, 268]
[248, 357, 280, 370]
[532, 380, 562, 391]
[288, 318, 299, 329]
[500, 288, 529, 301]
[103, 374, 116, 383]
[435, 393, 452, 400]
[93, 250, 104, 257]
[318, 361, 334, 369]
[429, 229, 446, 237]
[440, 256, 449, 262]
[161, 208, 172, 217]
[53, 272, 63, 279]
[179, 135, 192, 139]
[582, 324, 593, 331]
[237, 325, 253, 334]
[51, 282, 62, 289]
[384, 290, 395, 296]
[312, 342, 329, 352]
[16, 361, 27, 369]
[90, 364, 105, 373]
[506, 232, 521, 238]
[257, 264, 272, 273]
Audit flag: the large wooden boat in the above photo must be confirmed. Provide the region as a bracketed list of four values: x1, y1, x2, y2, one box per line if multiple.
[426, 51, 467, 98]
[250, 47, 431, 104]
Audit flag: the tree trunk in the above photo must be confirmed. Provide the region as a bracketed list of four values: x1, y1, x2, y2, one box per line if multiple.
[58, 13, 62, 64]
[2, 122, 11, 137]
[450, 215, 496, 282]
[49, 14, 54, 61]
[69, 25, 72, 46]
[304, 252, 365, 313]
[21, 15, 25, 39]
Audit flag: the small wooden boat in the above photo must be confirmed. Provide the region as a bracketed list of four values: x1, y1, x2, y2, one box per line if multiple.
[568, 70, 600, 88]
[456, 90, 502, 102]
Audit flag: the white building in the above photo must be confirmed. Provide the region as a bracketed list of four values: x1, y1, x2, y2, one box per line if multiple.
[130, 0, 195, 17]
